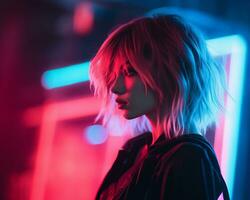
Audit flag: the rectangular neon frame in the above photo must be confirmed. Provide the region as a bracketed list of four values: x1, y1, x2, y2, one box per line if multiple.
[207, 35, 247, 198]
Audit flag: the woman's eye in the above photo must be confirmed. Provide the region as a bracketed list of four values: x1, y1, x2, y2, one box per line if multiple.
[123, 67, 137, 76]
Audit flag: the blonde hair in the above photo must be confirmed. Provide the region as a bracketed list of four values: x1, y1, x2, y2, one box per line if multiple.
[89, 14, 226, 139]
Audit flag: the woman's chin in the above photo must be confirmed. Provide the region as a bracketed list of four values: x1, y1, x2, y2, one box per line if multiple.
[122, 111, 141, 120]
[123, 113, 134, 120]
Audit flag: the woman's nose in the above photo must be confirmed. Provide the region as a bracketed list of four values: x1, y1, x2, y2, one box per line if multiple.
[111, 75, 126, 95]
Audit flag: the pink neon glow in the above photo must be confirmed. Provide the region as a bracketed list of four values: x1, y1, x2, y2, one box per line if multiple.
[214, 55, 231, 166]
[73, 2, 94, 35]
[27, 97, 101, 200]
[46, 129, 100, 200]
[23, 96, 100, 127]
[30, 104, 57, 200]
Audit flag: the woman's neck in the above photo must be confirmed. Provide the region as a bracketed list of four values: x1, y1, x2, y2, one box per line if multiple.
[151, 126, 163, 145]
[146, 112, 163, 145]
[146, 112, 199, 145]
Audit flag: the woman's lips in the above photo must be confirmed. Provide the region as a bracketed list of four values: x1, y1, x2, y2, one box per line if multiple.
[115, 98, 127, 104]
[116, 98, 128, 109]
[118, 103, 127, 109]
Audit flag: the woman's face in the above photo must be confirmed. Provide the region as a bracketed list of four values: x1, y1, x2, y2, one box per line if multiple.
[110, 59, 157, 120]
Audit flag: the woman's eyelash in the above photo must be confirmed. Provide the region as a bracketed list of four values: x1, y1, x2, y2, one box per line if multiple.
[123, 67, 137, 76]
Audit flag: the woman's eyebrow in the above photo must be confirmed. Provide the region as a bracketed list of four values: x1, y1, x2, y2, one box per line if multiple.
[123, 61, 133, 69]
[120, 60, 130, 71]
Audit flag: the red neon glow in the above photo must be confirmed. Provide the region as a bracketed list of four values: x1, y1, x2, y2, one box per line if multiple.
[46, 129, 100, 200]
[73, 2, 94, 35]
[23, 96, 100, 127]
[27, 97, 101, 200]
[30, 104, 57, 200]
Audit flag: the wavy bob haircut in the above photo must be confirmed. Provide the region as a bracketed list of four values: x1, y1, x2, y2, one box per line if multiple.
[89, 14, 226, 139]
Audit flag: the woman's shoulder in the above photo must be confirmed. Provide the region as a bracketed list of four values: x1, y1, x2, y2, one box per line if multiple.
[160, 141, 210, 166]
[152, 135, 221, 185]
[150, 135, 229, 200]
[168, 135, 211, 156]
[152, 134, 219, 170]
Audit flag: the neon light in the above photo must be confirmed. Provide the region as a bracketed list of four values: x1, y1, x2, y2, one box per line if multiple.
[207, 35, 247, 198]
[73, 2, 94, 35]
[28, 97, 101, 200]
[41, 62, 90, 89]
[23, 96, 100, 127]
[85, 125, 108, 145]
[30, 104, 57, 200]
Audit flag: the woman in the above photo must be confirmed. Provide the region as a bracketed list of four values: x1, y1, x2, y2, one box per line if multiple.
[90, 14, 230, 200]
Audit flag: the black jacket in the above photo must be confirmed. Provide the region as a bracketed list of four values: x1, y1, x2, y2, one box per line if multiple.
[96, 132, 230, 200]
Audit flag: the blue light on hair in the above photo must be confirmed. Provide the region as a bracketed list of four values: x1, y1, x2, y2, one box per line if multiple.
[41, 62, 90, 89]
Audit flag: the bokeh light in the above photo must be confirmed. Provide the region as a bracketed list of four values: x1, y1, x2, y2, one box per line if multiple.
[84, 125, 108, 145]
